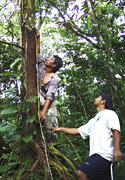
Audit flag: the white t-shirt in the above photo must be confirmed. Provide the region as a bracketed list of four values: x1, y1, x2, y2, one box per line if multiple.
[78, 109, 121, 162]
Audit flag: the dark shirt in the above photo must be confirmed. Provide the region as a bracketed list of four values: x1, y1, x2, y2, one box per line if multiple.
[38, 54, 58, 105]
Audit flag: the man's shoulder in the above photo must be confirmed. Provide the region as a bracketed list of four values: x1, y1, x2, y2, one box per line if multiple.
[101, 109, 116, 114]
[52, 73, 59, 80]
[100, 109, 118, 119]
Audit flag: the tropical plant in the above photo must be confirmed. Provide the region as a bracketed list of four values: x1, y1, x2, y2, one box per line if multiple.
[0, 0, 124, 179]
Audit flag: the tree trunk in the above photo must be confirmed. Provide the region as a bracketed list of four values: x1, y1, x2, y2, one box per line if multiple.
[20, 0, 46, 179]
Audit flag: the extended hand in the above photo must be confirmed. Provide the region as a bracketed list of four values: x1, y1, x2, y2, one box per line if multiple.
[52, 127, 62, 133]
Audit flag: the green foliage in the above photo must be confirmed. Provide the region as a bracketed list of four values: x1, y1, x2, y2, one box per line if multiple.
[23, 135, 33, 143]
[26, 96, 38, 102]
[26, 115, 36, 123]
[1, 107, 18, 116]
[10, 58, 22, 69]
[0, 0, 125, 179]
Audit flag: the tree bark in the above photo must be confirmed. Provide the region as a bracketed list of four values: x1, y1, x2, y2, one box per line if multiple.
[20, 1, 47, 179]
[21, 0, 38, 135]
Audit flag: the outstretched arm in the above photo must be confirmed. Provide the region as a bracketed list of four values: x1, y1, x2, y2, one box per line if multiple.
[53, 127, 79, 135]
[112, 129, 123, 162]
[36, 29, 40, 54]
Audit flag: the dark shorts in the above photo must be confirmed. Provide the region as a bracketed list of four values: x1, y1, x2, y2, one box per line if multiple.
[78, 154, 112, 180]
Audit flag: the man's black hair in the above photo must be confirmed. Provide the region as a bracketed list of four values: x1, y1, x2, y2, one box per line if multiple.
[100, 94, 112, 109]
[52, 55, 63, 73]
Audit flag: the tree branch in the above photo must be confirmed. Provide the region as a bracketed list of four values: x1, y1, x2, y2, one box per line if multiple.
[19, 159, 39, 180]
[47, 0, 105, 50]
[86, 0, 106, 47]
[62, 21, 105, 50]
[19, 139, 46, 180]
[0, 2, 10, 11]
[0, 40, 24, 49]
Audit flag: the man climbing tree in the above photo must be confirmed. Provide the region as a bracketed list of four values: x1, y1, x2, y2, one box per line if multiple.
[53, 94, 123, 180]
[36, 29, 63, 142]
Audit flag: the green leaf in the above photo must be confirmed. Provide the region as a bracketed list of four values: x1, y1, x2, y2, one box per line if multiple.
[3, 88, 18, 93]
[26, 115, 36, 123]
[0, 125, 9, 132]
[2, 154, 9, 159]
[1, 108, 18, 116]
[3, 88, 18, 96]
[0, 71, 17, 76]
[22, 101, 29, 112]
[0, 124, 16, 132]
[9, 161, 20, 166]
[40, 102, 43, 106]
[10, 154, 19, 161]
[23, 81, 27, 90]
[10, 58, 22, 68]
[23, 135, 33, 143]
[113, 85, 117, 91]
[71, 65, 75, 76]
[16, 72, 22, 80]
[26, 96, 38, 102]
[0, 165, 8, 173]
[109, 67, 113, 72]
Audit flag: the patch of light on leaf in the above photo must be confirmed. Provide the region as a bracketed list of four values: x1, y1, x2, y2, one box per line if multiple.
[94, 77, 98, 83]
[115, 74, 122, 78]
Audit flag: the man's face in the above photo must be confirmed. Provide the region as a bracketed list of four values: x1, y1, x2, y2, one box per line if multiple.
[94, 96, 102, 107]
[45, 57, 56, 68]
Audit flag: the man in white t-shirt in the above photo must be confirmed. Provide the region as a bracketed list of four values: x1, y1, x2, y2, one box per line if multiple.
[53, 94, 123, 180]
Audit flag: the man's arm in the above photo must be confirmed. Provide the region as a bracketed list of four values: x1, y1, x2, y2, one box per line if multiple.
[53, 127, 79, 135]
[40, 99, 51, 121]
[112, 129, 123, 162]
[36, 29, 40, 54]
[40, 80, 58, 121]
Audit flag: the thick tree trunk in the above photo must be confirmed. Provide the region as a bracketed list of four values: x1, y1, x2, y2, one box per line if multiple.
[25, 27, 38, 133]
[20, 1, 47, 179]
[21, 0, 39, 136]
